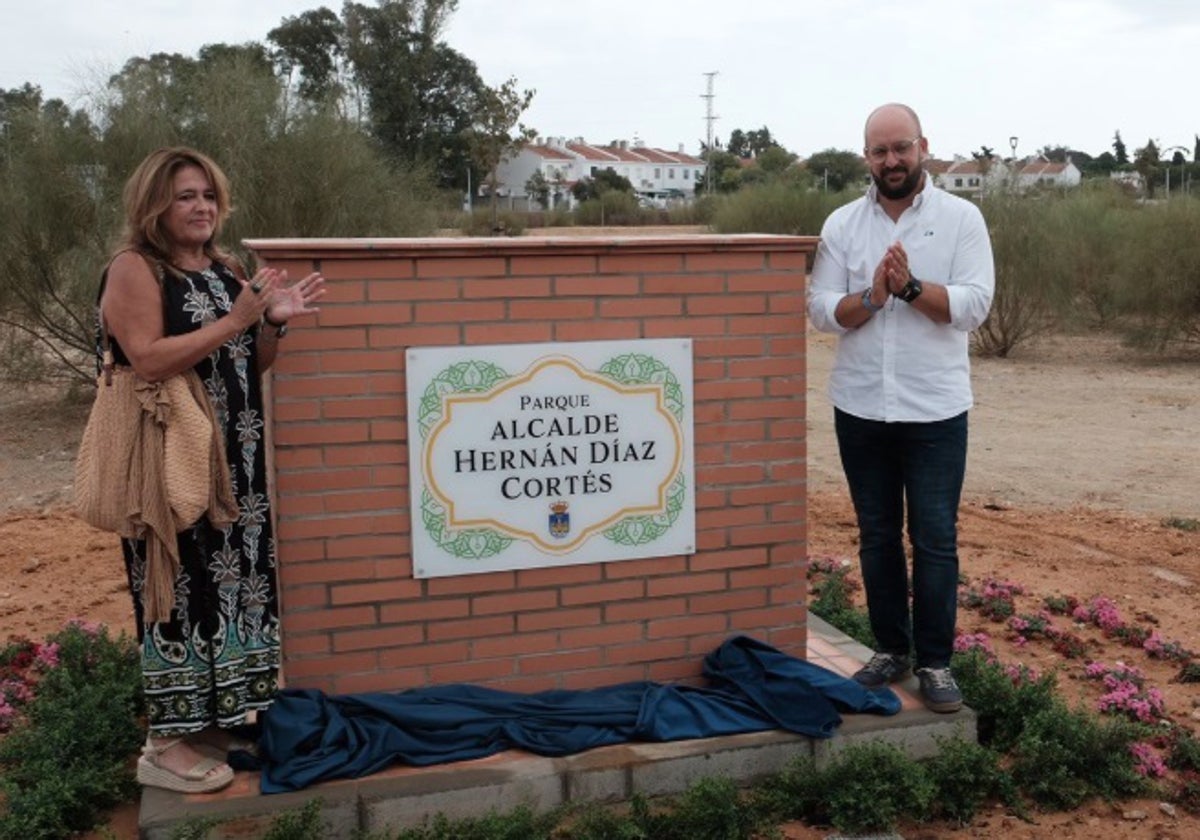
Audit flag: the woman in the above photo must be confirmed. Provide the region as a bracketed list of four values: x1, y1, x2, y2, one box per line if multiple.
[100, 147, 324, 793]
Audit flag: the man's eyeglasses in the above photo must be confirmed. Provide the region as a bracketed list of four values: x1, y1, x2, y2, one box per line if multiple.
[865, 137, 922, 163]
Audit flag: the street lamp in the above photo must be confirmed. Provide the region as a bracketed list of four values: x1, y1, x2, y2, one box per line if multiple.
[1009, 136, 1019, 189]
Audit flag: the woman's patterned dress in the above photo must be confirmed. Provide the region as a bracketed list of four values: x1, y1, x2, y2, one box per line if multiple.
[109, 261, 280, 736]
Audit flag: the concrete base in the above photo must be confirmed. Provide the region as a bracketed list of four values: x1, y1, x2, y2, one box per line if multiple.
[139, 616, 977, 838]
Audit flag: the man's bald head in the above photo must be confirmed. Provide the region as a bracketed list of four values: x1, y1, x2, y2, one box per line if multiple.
[864, 103, 923, 145]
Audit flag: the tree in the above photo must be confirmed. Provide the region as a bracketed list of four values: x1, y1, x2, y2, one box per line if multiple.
[1086, 151, 1118, 176]
[755, 145, 796, 175]
[1112, 131, 1128, 166]
[972, 146, 996, 181]
[727, 126, 779, 159]
[0, 85, 102, 384]
[524, 170, 550, 209]
[0, 51, 440, 385]
[696, 148, 741, 194]
[341, 0, 486, 188]
[1132, 139, 1161, 198]
[267, 7, 346, 105]
[727, 128, 749, 158]
[571, 167, 633, 201]
[465, 76, 536, 225]
[803, 148, 867, 192]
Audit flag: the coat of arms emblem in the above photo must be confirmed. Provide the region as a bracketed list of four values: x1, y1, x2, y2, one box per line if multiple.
[548, 500, 570, 538]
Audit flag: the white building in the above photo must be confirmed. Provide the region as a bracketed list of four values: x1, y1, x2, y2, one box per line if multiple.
[490, 137, 707, 209]
[927, 155, 1081, 196]
[1015, 158, 1082, 190]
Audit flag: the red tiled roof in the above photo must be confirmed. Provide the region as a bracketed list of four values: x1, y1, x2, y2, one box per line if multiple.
[946, 160, 991, 175]
[599, 144, 653, 162]
[565, 142, 620, 162]
[660, 149, 704, 164]
[1020, 160, 1068, 175]
[525, 145, 574, 161]
[629, 146, 677, 164]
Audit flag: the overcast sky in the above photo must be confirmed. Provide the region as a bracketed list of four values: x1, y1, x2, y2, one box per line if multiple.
[5, 0, 1198, 161]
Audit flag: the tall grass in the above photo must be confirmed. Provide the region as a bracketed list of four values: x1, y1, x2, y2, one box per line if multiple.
[708, 182, 858, 235]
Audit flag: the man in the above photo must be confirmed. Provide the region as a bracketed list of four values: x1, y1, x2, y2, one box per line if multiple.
[806, 103, 995, 713]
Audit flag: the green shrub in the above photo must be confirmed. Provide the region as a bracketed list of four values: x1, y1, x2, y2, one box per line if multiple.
[650, 776, 760, 840]
[924, 733, 1013, 824]
[818, 741, 935, 834]
[975, 191, 1073, 357]
[951, 648, 1058, 751]
[391, 804, 560, 840]
[1046, 184, 1132, 329]
[573, 192, 644, 226]
[1168, 729, 1200, 773]
[1115, 197, 1200, 350]
[168, 816, 220, 840]
[261, 799, 326, 840]
[807, 564, 876, 649]
[459, 208, 528, 236]
[709, 183, 855, 235]
[0, 622, 143, 840]
[1009, 703, 1150, 809]
[563, 801, 649, 840]
[748, 756, 825, 824]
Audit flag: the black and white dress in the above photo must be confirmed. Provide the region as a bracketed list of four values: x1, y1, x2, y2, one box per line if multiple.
[108, 260, 280, 736]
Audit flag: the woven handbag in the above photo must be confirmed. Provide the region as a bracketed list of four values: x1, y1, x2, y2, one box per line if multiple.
[73, 334, 216, 535]
[73, 255, 236, 536]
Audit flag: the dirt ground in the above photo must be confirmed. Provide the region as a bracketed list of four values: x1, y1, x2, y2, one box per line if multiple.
[1, 328, 1198, 838]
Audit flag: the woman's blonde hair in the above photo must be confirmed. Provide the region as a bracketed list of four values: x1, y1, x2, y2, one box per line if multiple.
[116, 147, 235, 266]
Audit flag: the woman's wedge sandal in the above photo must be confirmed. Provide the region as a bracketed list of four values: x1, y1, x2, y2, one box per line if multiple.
[137, 738, 234, 793]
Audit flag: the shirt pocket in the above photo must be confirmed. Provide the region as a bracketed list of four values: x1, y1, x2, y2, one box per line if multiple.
[907, 232, 953, 284]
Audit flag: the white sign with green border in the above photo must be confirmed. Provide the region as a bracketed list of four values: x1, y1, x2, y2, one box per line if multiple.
[406, 339, 695, 578]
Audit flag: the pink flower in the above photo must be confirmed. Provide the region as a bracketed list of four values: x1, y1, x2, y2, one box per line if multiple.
[34, 642, 60, 670]
[1130, 742, 1167, 778]
[0, 679, 33, 704]
[953, 632, 994, 655]
[66, 618, 102, 635]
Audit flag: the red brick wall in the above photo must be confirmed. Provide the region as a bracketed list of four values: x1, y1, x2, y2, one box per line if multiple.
[246, 235, 816, 695]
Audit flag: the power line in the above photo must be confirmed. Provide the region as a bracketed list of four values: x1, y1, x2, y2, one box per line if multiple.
[701, 71, 718, 194]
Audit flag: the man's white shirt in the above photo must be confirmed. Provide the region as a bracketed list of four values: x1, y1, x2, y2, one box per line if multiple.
[807, 180, 995, 423]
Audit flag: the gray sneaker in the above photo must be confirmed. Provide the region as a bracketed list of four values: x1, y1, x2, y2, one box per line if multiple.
[851, 652, 912, 689]
[916, 666, 963, 713]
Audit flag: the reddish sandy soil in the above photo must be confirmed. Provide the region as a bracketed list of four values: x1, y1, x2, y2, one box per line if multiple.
[2, 328, 1198, 838]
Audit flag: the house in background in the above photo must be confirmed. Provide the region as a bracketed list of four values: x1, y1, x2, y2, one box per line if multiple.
[927, 154, 1081, 196]
[1015, 157, 1082, 190]
[490, 137, 707, 210]
[926, 156, 1009, 197]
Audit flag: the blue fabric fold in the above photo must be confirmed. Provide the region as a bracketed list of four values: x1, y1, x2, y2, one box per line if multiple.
[259, 635, 899, 793]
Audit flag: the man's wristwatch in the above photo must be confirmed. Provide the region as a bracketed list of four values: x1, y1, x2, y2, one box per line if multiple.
[264, 313, 289, 338]
[897, 273, 923, 303]
[861, 287, 884, 313]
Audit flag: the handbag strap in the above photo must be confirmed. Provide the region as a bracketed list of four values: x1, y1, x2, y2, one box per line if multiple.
[98, 252, 168, 386]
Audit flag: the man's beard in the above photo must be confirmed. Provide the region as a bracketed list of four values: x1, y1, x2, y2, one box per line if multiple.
[873, 163, 923, 200]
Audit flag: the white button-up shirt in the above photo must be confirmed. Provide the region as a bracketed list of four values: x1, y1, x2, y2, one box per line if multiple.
[807, 180, 995, 423]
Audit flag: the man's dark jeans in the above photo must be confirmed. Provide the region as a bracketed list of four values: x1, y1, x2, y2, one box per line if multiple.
[834, 408, 967, 669]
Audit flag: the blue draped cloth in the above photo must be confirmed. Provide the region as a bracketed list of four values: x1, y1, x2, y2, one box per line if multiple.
[259, 635, 899, 793]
